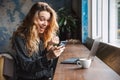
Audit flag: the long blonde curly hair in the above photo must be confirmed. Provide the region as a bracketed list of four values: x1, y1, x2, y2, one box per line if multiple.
[12, 2, 59, 55]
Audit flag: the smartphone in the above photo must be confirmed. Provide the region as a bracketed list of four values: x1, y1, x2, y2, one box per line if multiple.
[59, 41, 67, 47]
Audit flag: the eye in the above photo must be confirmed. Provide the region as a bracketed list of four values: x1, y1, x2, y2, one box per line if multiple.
[47, 19, 51, 22]
[39, 16, 45, 21]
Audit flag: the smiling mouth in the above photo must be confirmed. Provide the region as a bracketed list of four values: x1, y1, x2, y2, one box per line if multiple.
[39, 27, 46, 32]
[40, 27, 46, 30]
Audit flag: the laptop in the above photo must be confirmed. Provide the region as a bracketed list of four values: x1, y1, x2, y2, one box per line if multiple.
[60, 40, 100, 64]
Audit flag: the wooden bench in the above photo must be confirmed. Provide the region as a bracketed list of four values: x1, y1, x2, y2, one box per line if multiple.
[85, 37, 120, 75]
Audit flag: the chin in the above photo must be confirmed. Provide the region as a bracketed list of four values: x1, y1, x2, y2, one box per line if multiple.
[39, 30, 45, 34]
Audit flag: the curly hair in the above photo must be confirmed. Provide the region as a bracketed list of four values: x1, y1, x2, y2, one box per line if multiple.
[12, 2, 59, 55]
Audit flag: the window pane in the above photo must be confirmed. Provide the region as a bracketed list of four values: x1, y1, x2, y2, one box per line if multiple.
[117, 7, 120, 39]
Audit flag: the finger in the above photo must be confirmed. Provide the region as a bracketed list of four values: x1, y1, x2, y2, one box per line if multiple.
[57, 46, 65, 50]
[52, 36, 60, 44]
[50, 45, 57, 50]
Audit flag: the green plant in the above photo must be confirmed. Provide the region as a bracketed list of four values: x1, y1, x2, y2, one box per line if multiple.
[57, 7, 78, 40]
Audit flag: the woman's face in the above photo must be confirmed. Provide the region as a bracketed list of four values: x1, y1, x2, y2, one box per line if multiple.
[35, 11, 51, 34]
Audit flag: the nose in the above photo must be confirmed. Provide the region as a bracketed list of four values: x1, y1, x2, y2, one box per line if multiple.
[43, 21, 48, 26]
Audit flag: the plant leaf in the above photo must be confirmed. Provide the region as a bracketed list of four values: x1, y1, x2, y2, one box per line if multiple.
[58, 17, 65, 27]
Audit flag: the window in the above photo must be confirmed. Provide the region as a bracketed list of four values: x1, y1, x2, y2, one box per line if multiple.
[109, 0, 120, 47]
[89, 0, 120, 47]
[116, 0, 120, 40]
[91, 0, 102, 39]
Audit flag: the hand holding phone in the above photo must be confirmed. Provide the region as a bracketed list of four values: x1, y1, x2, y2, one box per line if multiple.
[59, 41, 67, 47]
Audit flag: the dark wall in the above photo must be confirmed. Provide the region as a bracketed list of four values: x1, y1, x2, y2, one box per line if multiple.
[0, 0, 72, 52]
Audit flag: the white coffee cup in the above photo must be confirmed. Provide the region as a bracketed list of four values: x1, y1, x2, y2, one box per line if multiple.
[77, 58, 92, 69]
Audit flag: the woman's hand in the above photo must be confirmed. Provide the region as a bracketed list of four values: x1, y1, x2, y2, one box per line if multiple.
[47, 45, 65, 60]
[47, 36, 60, 51]
[49, 36, 59, 46]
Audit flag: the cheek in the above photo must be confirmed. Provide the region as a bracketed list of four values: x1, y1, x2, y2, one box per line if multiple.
[47, 22, 50, 26]
[37, 20, 42, 25]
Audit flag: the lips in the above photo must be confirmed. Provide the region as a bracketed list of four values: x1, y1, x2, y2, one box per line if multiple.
[40, 28, 45, 31]
[38, 26, 46, 33]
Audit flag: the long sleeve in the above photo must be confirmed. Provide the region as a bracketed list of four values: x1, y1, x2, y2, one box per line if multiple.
[13, 36, 50, 73]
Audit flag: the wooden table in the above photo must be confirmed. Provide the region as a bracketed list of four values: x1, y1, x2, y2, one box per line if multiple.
[53, 44, 120, 80]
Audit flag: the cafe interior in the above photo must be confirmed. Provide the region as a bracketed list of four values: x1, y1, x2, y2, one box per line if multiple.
[0, 0, 120, 80]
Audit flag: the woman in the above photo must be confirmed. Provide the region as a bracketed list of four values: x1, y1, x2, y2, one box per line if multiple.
[11, 2, 65, 80]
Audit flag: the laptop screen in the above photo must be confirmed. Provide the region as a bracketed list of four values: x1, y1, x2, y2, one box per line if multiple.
[88, 40, 100, 59]
[60, 39, 100, 64]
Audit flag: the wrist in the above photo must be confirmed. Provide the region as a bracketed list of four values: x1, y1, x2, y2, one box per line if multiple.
[46, 51, 56, 60]
[46, 53, 51, 60]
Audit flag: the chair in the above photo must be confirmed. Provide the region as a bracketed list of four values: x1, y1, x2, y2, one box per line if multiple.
[0, 52, 14, 80]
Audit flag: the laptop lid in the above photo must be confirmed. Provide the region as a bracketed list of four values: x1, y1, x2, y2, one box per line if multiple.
[88, 40, 100, 59]
[60, 39, 100, 64]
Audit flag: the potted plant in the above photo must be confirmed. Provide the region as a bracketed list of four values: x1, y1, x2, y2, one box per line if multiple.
[57, 7, 78, 40]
